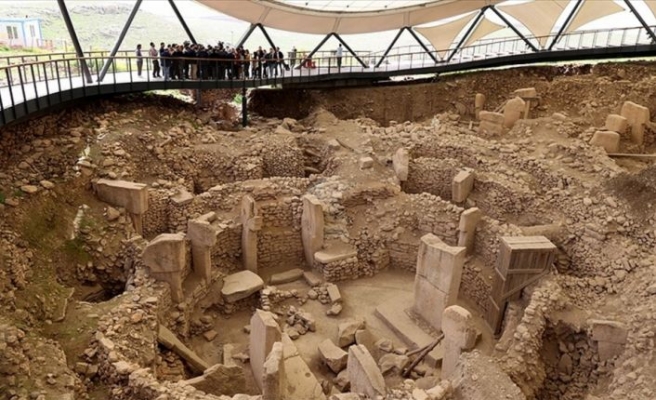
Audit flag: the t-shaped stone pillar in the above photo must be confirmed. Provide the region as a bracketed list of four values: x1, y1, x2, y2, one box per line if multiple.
[457, 208, 482, 254]
[249, 310, 282, 391]
[241, 195, 262, 273]
[93, 179, 149, 235]
[413, 234, 466, 331]
[301, 194, 325, 267]
[187, 212, 218, 282]
[441, 305, 477, 379]
[142, 233, 187, 303]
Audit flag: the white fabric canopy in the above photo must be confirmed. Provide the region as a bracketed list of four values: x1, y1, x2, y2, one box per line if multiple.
[565, 0, 626, 33]
[463, 17, 506, 48]
[195, 0, 502, 35]
[415, 12, 477, 58]
[498, 0, 569, 47]
[644, 0, 656, 18]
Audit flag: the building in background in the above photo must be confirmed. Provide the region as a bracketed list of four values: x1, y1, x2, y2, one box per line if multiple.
[0, 17, 44, 48]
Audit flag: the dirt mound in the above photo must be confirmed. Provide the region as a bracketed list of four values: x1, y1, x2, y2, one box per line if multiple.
[606, 165, 656, 216]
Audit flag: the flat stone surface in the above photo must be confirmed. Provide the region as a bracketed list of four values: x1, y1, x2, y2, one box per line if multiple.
[347, 344, 386, 399]
[270, 268, 304, 285]
[318, 338, 348, 373]
[303, 271, 323, 287]
[222, 270, 264, 303]
[315, 247, 357, 264]
[282, 335, 326, 400]
[326, 283, 342, 304]
[375, 292, 443, 367]
[172, 189, 194, 205]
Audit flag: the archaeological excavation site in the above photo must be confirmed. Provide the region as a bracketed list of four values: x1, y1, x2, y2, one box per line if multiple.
[2, 62, 656, 400]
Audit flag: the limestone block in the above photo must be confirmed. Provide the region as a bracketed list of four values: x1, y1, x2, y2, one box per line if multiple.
[187, 219, 218, 248]
[359, 157, 374, 169]
[302, 195, 325, 267]
[318, 339, 348, 373]
[347, 345, 386, 399]
[590, 320, 628, 344]
[241, 195, 259, 273]
[452, 169, 474, 203]
[415, 234, 466, 298]
[280, 334, 326, 400]
[442, 306, 476, 347]
[270, 268, 304, 284]
[262, 342, 284, 400]
[222, 270, 264, 303]
[605, 114, 628, 134]
[250, 310, 282, 390]
[338, 319, 365, 347]
[93, 179, 148, 214]
[392, 148, 409, 182]
[413, 278, 448, 330]
[620, 101, 650, 144]
[158, 325, 209, 374]
[474, 93, 486, 119]
[478, 112, 504, 136]
[479, 111, 505, 124]
[326, 283, 342, 304]
[184, 363, 246, 396]
[503, 97, 526, 128]
[303, 271, 323, 287]
[457, 207, 482, 254]
[171, 188, 194, 206]
[513, 87, 537, 99]
[590, 131, 620, 153]
[142, 233, 186, 274]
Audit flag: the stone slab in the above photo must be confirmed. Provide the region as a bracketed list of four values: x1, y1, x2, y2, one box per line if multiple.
[270, 268, 304, 285]
[590, 131, 620, 153]
[93, 179, 149, 214]
[315, 248, 358, 264]
[158, 325, 209, 374]
[318, 339, 348, 373]
[347, 345, 386, 399]
[222, 270, 264, 303]
[282, 334, 326, 400]
[326, 283, 342, 304]
[303, 271, 323, 287]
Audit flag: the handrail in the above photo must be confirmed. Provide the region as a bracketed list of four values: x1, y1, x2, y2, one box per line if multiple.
[1, 23, 655, 127]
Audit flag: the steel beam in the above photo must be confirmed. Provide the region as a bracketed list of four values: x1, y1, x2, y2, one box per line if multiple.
[168, 0, 197, 44]
[375, 27, 406, 68]
[305, 33, 334, 61]
[447, 9, 486, 63]
[489, 6, 539, 52]
[406, 28, 439, 65]
[236, 24, 257, 48]
[548, 0, 583, 50]
[257, 24, 278, 51]
[624, 0, 656, 43]
[98, 0, 142, 82]
[56, 0, 92, 83]
[333, 33, 368, 68]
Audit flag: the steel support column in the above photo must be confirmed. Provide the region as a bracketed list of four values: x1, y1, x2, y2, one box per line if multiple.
[98, 0, 143, 82]
[447, 9, 486, 63]
[406, 28, 439, 65]
[168, 0, 197, 44]
[56, 0, 92, 83]
[489, 6, 539, 52]
[624, 0, 656, 43]
[236, 23, 277, 50]
[548, 0, 584, 50]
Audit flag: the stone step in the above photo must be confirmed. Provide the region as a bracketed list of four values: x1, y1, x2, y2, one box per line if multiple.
[374, 292, 443, 367]
[270, 268, 304, 285]
[314, 246, 357, 264]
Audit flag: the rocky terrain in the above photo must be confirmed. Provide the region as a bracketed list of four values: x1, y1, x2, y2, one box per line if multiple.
[0, 62, 655, 400]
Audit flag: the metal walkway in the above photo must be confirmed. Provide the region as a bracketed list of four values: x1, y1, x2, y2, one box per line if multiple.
[1, 25, 655, 128]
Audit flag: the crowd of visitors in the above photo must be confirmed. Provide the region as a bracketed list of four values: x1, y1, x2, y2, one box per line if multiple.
[134, 41, 299, 81]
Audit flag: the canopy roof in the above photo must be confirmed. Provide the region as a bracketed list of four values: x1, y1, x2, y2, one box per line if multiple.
[196, 0, 631, 48]
[195, 0, 503, 35]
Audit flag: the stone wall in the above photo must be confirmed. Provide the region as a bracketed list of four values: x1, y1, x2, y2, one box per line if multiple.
[404, 158, 463, 199]
[257, 229, 305, 270]
[472, 172, 535, 219]
[262, 143, 305, 177]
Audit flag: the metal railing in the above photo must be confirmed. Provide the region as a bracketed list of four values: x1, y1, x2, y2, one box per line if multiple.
[1, 24, 655, 126]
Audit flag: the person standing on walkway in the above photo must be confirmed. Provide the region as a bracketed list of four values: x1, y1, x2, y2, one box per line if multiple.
[290, 46, 297, 68]
[136, 44, 143, 77]
[160, 44, 171, 81]
[149, 42, 160, 78]
[336, 43, 343, 71]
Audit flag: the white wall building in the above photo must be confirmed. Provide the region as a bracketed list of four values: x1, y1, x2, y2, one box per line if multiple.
[0, 18, 43, 48]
